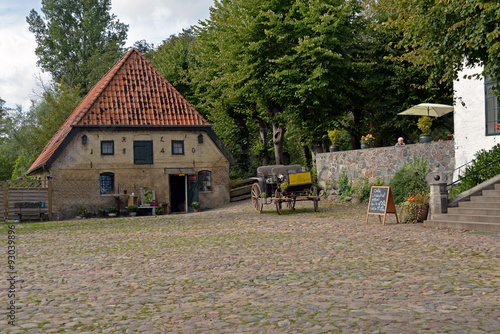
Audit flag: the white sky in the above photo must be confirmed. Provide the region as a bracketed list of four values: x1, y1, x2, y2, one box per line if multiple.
[0, 0, 214, 110]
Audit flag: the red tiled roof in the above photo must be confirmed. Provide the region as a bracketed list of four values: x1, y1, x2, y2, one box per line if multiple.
[28, 49, 210, 174]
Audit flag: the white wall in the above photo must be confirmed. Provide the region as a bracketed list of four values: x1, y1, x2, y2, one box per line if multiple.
[454, 65, 499, 172]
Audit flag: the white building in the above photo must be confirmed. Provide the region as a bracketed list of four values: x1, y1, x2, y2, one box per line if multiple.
[453, 65, 500, 170]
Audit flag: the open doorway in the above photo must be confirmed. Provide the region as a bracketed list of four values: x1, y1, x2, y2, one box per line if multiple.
[169, 175, 186, 213]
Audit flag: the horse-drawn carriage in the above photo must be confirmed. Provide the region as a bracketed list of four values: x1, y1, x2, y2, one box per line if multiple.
[251, 165, 319, 214]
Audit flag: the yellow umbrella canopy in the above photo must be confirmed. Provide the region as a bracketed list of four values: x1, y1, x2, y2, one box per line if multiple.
[398, 103, 454, 117]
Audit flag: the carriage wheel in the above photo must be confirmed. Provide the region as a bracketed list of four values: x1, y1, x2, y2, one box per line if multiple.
[275, 189, 282, 215]
[286, 195, 296, 210]
[312, 186, 319, 212]
[251, 183, 263, 213]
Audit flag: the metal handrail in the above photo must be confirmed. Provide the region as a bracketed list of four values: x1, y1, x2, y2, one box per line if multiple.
[446, 157, 500, 192]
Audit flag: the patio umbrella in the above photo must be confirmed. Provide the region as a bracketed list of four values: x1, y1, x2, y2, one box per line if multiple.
[398, 103, 454, 117]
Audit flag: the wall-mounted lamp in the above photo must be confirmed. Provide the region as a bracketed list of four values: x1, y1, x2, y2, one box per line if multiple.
[198, 134, 204, 144]
[82, 134, 88, 145]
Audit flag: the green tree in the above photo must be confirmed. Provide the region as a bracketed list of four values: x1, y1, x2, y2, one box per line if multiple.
[376, 0, 500, 86]
[30, 82, 83, 155]
[148, 29, 198, 105]
[344, 0, 453, 147]
[11, 155, 31, 180]
[27, 0, 128, 92]
[193, 0, 363, 165]
[0, 97, 6, 136]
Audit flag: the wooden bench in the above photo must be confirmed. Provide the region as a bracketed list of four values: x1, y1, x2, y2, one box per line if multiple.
[13, 201, 47, 221]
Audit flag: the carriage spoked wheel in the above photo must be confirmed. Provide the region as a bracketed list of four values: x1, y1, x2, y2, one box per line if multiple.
[286, 195, 296, 210]
[251, 183, 263, 213]
[275, 189, 282, 215]
[312, 186, 319, 212]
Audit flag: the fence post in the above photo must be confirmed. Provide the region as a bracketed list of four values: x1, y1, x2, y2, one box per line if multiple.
[4, 181, 8, 222]
[48, 179, 53, 221]
[426, 172, 448, 220]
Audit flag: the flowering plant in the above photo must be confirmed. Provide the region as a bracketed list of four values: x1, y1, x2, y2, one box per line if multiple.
[407, 191, 429, 205]
[361, 134, 374, 146]
[495, 123, 500, 131]
[399, 190, 430, 223]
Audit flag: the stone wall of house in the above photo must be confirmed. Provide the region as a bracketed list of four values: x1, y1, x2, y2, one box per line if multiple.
[38, 129, 230, 220]
[316, 141, 455, 192]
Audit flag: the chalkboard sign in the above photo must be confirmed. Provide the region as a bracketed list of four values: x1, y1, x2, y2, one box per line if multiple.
[368, 187, 388, 214]
[366, 186, 399, 225]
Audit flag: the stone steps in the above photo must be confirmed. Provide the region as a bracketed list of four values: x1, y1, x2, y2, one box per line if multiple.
[424, 182, 500, 232]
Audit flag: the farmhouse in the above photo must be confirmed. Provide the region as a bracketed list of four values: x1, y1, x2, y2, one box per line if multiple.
[26, 49, 234, 219]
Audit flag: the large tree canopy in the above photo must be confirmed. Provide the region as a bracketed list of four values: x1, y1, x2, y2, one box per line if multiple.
[27, 0, 128, 92]
[376, 0, 500, 85]
[193, 0, 363, 165]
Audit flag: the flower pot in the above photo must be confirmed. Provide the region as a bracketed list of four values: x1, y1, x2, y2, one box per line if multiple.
[360, 144, 370, 149]
[329, 145, 340, 152]
[129, 212, 137, 217]
[108, 213, 117, 217]
[412, 204, 429, 222]
[419, 135, 432, 143]
[161, 203, 169, 215]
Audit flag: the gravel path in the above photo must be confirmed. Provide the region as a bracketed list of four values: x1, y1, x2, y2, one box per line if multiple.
[1, 199, 499, 333]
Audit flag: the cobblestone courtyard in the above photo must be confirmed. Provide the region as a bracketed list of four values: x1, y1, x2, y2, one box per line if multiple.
[1, 200, 499, 333]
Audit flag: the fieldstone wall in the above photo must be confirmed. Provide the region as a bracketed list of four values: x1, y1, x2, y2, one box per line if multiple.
[317, 141, 455, 192]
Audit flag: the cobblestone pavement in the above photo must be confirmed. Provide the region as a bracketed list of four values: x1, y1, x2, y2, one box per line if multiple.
[1, 200, 499, 333]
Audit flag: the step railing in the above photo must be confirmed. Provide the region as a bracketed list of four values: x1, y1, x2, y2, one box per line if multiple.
[446, 157, 500, 194]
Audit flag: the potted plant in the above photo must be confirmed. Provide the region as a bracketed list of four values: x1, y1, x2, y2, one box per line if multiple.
[399, 190, 430, 223]
[192, 201, 201, 212]
[77, 205, 87, 219]
[127, 205, 139, 216]
[108, 206, 118, 217]
[417, 116, 433, 142]
[360, 134, 374, 149]
[99, 208, 106, 217]
[327, 130, 341, 152]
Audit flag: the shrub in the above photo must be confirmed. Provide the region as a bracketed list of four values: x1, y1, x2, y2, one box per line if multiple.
[338, 172, 354, 197]
[449, 143, 500, 197]
[357, 177, 385, 203]
[389, 157, 429, 204]
[108, 206, 118, 214]
[77, 205, 87, 217]
[328, 130, 341, 145]
[127, 205, 138, 212]
[417, 116, 432, 135]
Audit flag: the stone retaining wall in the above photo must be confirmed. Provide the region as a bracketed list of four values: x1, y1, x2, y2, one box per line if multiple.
[316, 140, 455, 192]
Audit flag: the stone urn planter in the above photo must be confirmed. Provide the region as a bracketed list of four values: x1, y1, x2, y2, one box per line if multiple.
[419, 135, 432, 143]
[329, 145, 339, 152]
[360, 144, 370, 149]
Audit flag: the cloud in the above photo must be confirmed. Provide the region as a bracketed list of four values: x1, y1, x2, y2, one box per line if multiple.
[0, 2, 50, 110]
[0, 0, 214, 109]
[113, 0, 213, 46]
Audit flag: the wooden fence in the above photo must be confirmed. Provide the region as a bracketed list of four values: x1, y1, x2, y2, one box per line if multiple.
[1, 179, 52, 221]
[230, 178, 255, 202]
